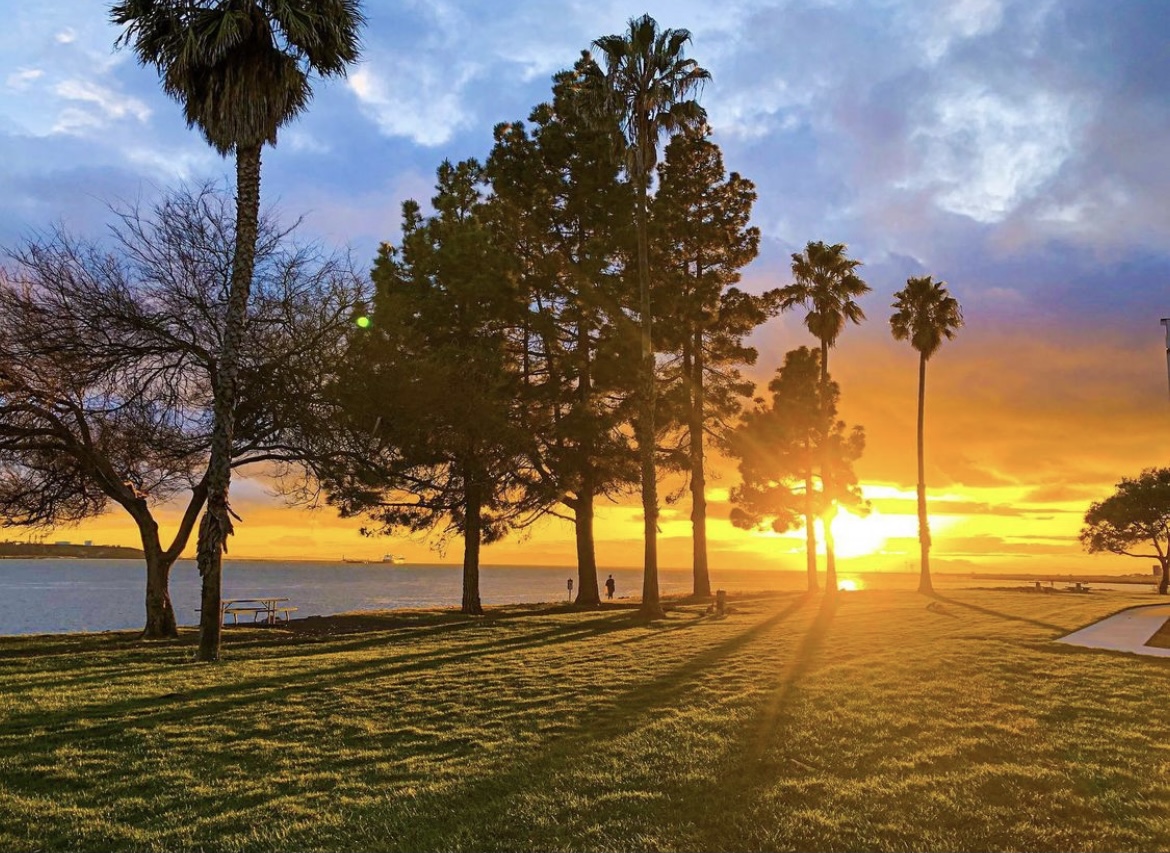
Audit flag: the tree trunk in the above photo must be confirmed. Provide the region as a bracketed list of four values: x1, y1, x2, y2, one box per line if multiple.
[823, 505, 838, 594]
[916, 353, 933, 594]
[574, 320, 601, 607]
[137, 517, 177, 639]
[819, 337, 837, 585]
[690, 328, 711, 598]
[635, 160, 662, 619]
[1159, 557, 1168, 596]
[574, 478, 601, 607]
[804, 453, 818, 592]
[462, 475, 484, 615]
[196, 141, 263, 662]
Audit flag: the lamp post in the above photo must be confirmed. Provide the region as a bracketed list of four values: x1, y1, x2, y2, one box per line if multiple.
[1162, 319, 1170, 400]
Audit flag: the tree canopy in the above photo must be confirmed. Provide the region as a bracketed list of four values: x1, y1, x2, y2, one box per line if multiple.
[0, 184, 366, 635]
[1081, 468, 1170, 594]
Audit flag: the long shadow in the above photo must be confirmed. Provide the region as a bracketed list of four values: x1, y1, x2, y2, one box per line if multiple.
[12, 599, 690, 699]
[745, 592, 840, 756]
[0, 609, 657, 742]
[357, 594, 816, 850]
[930, 591, 1068, 633]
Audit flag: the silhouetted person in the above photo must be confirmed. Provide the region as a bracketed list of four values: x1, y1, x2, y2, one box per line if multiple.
[605, 574, 616, 600]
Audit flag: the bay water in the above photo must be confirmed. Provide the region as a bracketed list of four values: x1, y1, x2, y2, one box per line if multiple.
[0, 559, 1151, 636]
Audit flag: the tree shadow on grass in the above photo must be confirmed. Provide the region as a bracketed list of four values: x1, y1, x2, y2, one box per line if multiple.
[349, 594, 816, 850]
[0, 608, 674, 744]
[929, 592, 1068, 633]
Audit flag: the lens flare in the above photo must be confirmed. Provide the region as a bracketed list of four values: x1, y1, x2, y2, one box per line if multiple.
[355, 315, 371, 329]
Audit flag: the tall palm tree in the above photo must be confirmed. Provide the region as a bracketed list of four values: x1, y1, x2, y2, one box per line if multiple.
[890, 275, 963, 595]
[593, 14, 709, 618]
[111, 0, 363, 660]
[780, 241, 869, 593]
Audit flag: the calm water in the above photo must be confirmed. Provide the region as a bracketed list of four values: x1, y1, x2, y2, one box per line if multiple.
[0, 559, 1154, 635]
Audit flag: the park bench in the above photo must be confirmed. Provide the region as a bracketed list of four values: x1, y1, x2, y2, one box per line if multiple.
[219, 598, 297, 626]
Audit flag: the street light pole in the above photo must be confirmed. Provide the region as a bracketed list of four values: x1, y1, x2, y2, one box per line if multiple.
[1162, 319, 1170, 400]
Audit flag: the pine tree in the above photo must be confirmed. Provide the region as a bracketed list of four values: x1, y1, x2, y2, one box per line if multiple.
[651, 125, 773, 597]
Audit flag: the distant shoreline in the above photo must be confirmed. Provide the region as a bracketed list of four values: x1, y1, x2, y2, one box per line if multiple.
[967, 572, 1157, 585]
[0, 544, 145, 560]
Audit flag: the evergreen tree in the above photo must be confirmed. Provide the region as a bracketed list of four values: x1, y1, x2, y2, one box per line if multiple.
[728, 347, 866, 590]
[651, 124, 772, 597]
[326, 161, 540, 615]
[485, 58, 637, 606]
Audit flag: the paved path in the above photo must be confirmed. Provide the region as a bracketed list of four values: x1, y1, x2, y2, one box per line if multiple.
[1057, 604, 1170, 657]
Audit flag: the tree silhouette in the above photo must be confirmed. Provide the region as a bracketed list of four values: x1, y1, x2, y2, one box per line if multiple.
[1081, 468, 1170, 595]
[0, 186, 366, 637]
[592, 14, 709, 618]
[485, 59, 637, 606]
[779, 241, 869, 592]
[326, 161, 541, 615]
[111, 0, 364, 659]
[728, 347, 866, 590]
[889, 275, 963, 594]
[651, 125, 770, 597]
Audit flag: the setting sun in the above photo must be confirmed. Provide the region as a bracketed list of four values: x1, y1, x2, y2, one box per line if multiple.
[829, 508, 889, 559]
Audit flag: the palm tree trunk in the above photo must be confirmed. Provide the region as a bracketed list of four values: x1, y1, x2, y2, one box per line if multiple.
[196, 141, 263, 662]
[819, 338, 837, 594]
[823, 506, 838, 593]
[804, 472, 818, 592]
[635, 164, 661, 619]
[916, 353, 932, 594]
[690, 328, 710, 598]
[462, 472, 484, 616]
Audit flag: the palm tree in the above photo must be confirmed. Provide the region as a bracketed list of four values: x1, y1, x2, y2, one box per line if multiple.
[779, 241, 869, 593]
[593, 14, 709, 618]
[890, 275, 963, 595]
[111, 0, 363, 660]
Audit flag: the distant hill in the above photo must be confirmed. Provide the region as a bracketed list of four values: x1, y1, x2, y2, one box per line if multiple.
[0, 542, 145, 560]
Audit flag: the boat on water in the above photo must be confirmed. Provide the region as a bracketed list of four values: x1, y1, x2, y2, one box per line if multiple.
[382, 554, 407, 564]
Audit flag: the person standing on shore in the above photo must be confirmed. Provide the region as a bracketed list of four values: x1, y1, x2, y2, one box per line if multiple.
[605, 575, 616, 600]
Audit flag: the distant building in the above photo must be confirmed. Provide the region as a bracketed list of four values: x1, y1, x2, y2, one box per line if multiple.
[54, 540, 71, 546]
[84, 540, 93, 547]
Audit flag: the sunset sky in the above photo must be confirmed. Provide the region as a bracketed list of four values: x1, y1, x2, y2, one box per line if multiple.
[1, 1, 1167, 575]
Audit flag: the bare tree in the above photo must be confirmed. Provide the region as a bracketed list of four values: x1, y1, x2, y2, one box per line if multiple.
[0, 184, 367, 638]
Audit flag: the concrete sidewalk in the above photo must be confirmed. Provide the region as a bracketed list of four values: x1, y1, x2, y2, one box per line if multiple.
[1057, 604, 1170, 657]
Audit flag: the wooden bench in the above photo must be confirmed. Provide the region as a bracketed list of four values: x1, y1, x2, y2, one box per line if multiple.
[218, 598, 295, 626]
[273, 606, 298, 623]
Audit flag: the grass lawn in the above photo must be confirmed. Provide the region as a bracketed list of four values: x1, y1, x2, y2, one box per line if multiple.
[1, 587, 1169, 851]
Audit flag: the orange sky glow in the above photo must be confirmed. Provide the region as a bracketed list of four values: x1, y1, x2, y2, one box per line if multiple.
[44, 311, 1169, 578]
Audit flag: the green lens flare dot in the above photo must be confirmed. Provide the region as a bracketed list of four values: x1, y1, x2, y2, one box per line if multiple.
[355, 316, 371, 328]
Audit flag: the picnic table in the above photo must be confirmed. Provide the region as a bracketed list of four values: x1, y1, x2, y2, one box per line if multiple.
[220, 597, 298, 626]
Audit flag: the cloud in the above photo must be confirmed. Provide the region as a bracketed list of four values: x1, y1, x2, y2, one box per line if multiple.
[6, 68, 43, 91]
[349, 62, 477, 147]
[53, 79, 151, 126]
[909, 84, 1081, 223]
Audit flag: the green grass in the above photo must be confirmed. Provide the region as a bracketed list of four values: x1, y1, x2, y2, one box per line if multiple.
[1, 588, 1169, 851]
